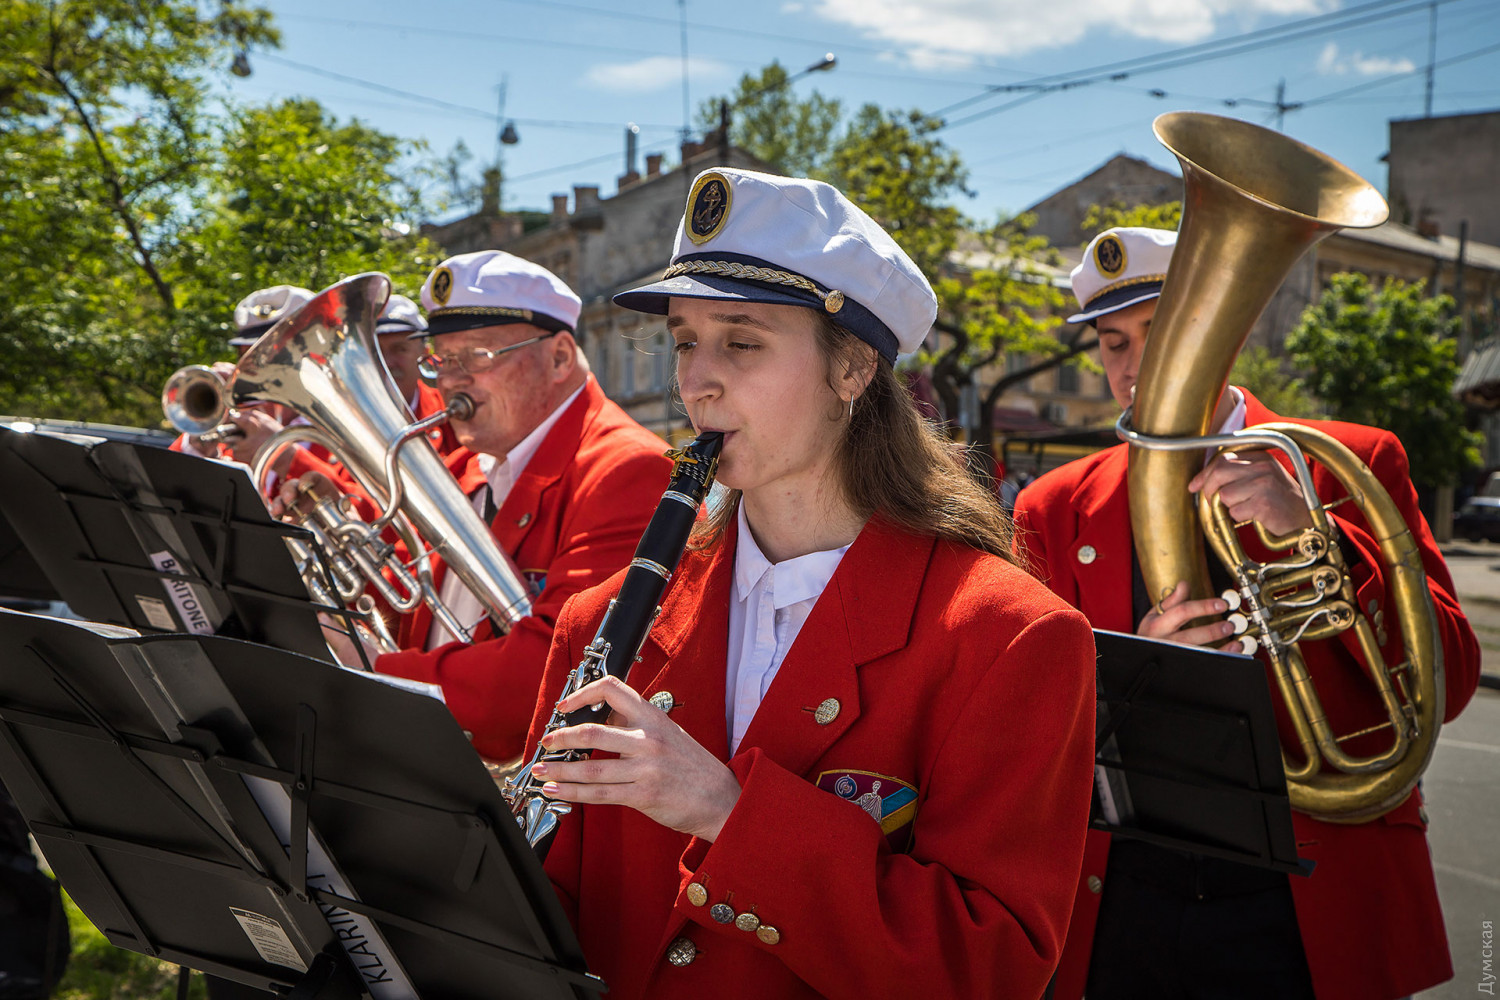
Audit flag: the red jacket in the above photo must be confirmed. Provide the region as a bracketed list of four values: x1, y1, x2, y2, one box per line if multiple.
[529, 515, 1097, 1000]
[377, 378, 672, 762]
[1012, 389, 1480, 1000]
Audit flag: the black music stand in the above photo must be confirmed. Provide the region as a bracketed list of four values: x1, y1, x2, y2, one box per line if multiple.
[1091, 630, 1311, 876]
[0, 610, 602, 999]
[0, 503, 59, 605]
[0, 424, 332, 660]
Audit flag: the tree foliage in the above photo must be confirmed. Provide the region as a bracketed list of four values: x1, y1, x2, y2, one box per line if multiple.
[1081, 200, 1182, 240]
[696, 62, 842, 179]
[1286, 273, 1480, 487]
[1228, 346, 1320, 418]
[173, 99, 443, 355]
[0, 3, 439, 427]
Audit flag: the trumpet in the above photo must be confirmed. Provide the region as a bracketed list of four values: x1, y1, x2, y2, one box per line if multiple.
[161, 364, 245, 444]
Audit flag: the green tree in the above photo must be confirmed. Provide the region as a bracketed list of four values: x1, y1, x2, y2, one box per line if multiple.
[0, 5, 440, 428]
[173, 98, 444, 356]
[0, 0, 277, 423]
[695, 61, 841, 178]
[1228, 346, 1321, 418]
[1286, 273, 1480, 487]
[1081, 199, 1182, 239]
[923, 217, 1073, 463]
[827, 105, 969, 277]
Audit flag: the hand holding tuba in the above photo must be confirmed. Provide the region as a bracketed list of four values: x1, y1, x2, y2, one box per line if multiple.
[1118, 112, 1441, 823]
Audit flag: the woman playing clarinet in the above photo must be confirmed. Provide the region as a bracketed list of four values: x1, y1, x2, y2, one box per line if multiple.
[522, 167, 1096, 1000]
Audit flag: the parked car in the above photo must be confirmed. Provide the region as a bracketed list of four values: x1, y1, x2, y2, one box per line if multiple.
[1453, 496, 1500, 543]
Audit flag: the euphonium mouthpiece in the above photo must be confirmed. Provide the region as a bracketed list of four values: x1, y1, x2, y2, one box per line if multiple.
[446, 393, 477, 422]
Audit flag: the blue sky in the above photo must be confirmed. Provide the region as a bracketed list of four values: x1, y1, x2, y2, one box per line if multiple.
[232, 0, 1500, 231]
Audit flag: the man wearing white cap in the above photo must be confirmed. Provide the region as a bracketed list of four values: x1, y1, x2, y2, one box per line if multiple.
[520, 168, 1095, 998]
[171, 284, 313, 464]
[344, 249, 672, 764]
[1014, 227, 1479, 1000]
[372, 292, 459, 458]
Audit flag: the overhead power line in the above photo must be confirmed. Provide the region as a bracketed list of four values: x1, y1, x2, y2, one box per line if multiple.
[933, 0, 1471, 129]
[256, 53, 678, 132]
[276, 12, 678, 58]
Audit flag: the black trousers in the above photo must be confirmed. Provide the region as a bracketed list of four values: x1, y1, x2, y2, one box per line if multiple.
[1085, 840, 1316, 1000]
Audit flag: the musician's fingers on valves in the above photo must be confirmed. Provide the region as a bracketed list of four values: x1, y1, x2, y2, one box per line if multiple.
[533, 675, 741, 842]
[269, 470, 339, 520]
[223, 406, 285, 465]
[1138, 579, 1246, 653]
[1188, 448, 1312, 537]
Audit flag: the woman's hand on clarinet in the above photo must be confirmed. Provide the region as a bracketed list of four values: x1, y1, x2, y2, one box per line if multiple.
[1139, 580, 1245, 653]
[533, 675, 742, 842]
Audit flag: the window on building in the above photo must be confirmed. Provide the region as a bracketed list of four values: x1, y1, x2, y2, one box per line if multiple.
[1004, 351, 1030, 391]
[1056, 363, 1079, 395]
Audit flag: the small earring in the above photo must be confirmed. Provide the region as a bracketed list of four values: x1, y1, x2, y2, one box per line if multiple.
[846, 395, 854, 420]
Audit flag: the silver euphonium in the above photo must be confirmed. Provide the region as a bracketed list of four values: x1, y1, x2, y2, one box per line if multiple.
[168, 272, 533, 653]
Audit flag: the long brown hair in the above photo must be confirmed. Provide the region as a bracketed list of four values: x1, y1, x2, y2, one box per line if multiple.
[688, 311, 1020, 564]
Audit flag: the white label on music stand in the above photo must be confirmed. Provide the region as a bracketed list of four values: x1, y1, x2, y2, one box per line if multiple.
[230, 908, 309, 972]
[242, 774, 419, 1000]
[134, 596, 177, 631]
[148, 550, 218, 634]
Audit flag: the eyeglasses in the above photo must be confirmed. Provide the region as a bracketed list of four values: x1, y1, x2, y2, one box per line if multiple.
[417, 331, 560, 379]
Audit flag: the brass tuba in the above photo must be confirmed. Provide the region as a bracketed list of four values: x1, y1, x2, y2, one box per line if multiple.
[1119, 112, 1443, 823]
[167, 272, 533, 652]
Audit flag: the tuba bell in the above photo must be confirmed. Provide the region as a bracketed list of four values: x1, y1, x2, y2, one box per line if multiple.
[1118, 112, 1443, 823]
[168, 272, 533, 653]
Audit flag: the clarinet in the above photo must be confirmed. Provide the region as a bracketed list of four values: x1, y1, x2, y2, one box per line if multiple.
[503, 431, 723, 856]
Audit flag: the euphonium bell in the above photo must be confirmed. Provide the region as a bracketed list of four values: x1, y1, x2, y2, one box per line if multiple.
[1120, 112, 1442, 823]
[188, 272, 535, 652]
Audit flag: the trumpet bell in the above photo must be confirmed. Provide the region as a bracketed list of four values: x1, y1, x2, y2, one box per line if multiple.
[162, 364, 229, 436]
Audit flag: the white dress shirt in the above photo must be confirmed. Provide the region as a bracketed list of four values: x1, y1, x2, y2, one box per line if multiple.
[1216, 386, 1247, 437]
[424, 381, 587, 650]
[725, 502, 850, 754]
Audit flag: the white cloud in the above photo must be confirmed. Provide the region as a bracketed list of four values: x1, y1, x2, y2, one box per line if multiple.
[1316, 41, 1416, 76]
[806, 0, 1335, 67]
[584, 55, 730, 93]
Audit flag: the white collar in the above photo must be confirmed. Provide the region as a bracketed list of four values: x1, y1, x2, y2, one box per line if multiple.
[732, 502, 850, 610]
[1215, 386, 1247, 436]
[475, 379, 588, 484]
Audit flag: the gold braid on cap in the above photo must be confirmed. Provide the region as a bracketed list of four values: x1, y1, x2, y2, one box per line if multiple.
[1083, 273, 1167, 309]
[430, 306, 535, 321]
[663, 259, 845, 314]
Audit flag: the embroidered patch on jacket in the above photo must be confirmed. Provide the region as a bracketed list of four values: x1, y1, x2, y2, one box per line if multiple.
[817, 770, 918, 849]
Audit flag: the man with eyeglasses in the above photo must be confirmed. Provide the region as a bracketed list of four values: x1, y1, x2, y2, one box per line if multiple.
[318, 249, 672, 765]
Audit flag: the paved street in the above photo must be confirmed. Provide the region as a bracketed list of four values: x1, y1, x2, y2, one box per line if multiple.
[1417, 539, 1499, 999]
